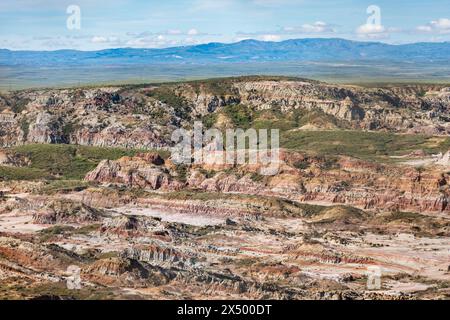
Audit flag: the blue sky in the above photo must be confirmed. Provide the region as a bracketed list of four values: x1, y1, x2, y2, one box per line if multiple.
[1, 0, 449, 50]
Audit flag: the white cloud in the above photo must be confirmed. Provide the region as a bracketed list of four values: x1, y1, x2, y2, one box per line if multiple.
[237, 21, 336, 40]
[355, 23, 392, 39]
[356, 23, 385, 34]
[91, 36, 120, 44]
[131, 29, 209, 38]
[91, 36, 108, 43]
[187, 28, 199, 36]
[435, 18, 450, 29]
[125, 38, 147, 47]
[286, 21, 335, 34]
[260, 34, 281, 41]
[125, 35, 182, 48]
[417, 25, 433, 33]
[416, 18, 450, 34]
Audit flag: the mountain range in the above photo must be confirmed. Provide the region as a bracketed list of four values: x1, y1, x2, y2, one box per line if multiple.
[2, 38, 450, 67]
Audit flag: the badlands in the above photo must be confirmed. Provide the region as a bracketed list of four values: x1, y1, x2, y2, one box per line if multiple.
[0, 77, 448, 300]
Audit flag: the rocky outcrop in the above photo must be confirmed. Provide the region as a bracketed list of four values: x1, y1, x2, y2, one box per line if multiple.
[234, 81, 366, 122]
[32, 199, 103, 225]
[0, 150, 30, 167]
[83, 257, 173, 287]
[0, 87, 176, 149]
[0, 236, 85, 272]
[186, 153, 450, 214]
[82, 149, 450, 214]
[84, 153, 183, 190]
[295, 156, 450, 213]
[122, 245, 196, 267]
[101, 215, 166, 237]
[1, 78, 450, 150]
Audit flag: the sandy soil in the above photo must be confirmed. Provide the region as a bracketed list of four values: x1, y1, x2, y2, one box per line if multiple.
[115, 206, 226, 226]
[0, 212, 47, 233]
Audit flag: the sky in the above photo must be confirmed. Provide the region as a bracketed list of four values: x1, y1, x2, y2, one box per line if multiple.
[0, 0, 449, 50]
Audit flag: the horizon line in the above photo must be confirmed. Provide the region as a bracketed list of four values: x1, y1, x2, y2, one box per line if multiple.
[2, 37, 450, 53]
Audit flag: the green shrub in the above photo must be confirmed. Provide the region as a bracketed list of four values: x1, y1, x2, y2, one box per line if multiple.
[223, 104, 253, 128]
[20, 119, 29, 140]
[0, 165, 50, 181]
[147, 87, 192, 120]
[10, 98, 30, 113]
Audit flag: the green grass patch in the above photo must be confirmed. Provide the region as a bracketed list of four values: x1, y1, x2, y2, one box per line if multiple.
[281, 130, 450, 162]
[38, 180, 91, 194]
[156, 190, 328, 217]
[201, 113, 218, 129]
[206, 105, 350, 133]
[382, 211, 426, 222]
[0, 165, 50, 181]
[13, 144, 91, 179]
[74, 224, 101, 235]
[222, 104, 254, 128]
[9, 144, 168, 181]
[75, 145, 139, 162]
[20, 119, 30, 140]
[173, 164, 189, 183]
[39, 224, 101, 242]
[38, 225, 76, 242]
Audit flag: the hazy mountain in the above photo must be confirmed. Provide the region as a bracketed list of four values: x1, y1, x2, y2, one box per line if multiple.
[2, 38, 450, 67]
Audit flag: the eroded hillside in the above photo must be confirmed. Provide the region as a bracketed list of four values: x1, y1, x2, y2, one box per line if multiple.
[0, 77, 449, 300]
[1, 77, 450, 149]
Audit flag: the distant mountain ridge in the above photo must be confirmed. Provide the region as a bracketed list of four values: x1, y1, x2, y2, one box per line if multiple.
[2, 38, 450, 66]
